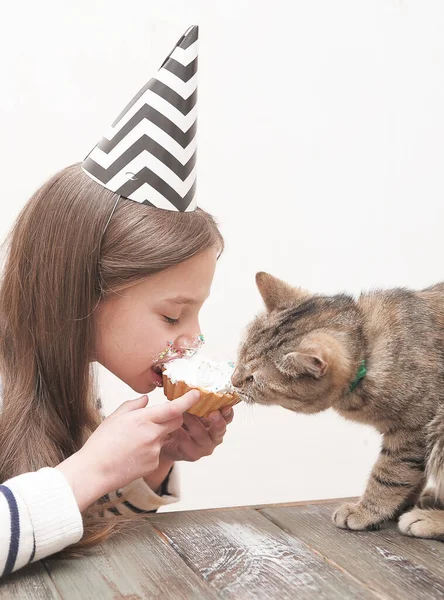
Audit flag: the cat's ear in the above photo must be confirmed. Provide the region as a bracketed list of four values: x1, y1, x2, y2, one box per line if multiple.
[256, 272, 309, 312]
[278, 351, 328, 379]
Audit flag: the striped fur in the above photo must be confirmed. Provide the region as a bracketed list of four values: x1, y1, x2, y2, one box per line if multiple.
[234, 273, 444, 540]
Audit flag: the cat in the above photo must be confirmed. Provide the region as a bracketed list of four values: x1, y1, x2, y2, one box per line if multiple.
[232, 271, 444, 540]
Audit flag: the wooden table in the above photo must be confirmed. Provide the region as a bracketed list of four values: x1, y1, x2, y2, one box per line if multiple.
[2, 498, 444, 599]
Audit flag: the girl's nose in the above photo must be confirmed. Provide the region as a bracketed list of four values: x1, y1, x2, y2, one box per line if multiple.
[173, 333, 204, 357]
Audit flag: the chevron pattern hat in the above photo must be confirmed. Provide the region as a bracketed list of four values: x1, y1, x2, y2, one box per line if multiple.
[82, 26, 198, 212]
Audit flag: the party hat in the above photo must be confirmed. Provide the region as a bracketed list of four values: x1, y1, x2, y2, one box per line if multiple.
[82, 26, 198, 212]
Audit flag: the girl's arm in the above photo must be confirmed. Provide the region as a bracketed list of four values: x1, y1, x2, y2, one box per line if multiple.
[0, 461, 178, 579]
[0, 455, 177, 578]
[102, 406, 234, 518]
[0, 392, 198, 577]
[101, 457, 179, 518]
[0, 468, 83, 578]
[94, 396, 179, 518]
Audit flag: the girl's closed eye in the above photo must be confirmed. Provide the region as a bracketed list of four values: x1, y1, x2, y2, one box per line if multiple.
[163, 315, 180, 325]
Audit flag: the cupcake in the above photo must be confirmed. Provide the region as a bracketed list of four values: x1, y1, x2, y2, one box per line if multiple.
[162, 355, 241, 417]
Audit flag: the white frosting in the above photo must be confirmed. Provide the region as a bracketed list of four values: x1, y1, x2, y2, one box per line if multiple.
[163, 355, 235, 394]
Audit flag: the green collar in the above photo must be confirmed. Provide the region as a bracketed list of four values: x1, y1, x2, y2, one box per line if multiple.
[349, 360, 367, 392]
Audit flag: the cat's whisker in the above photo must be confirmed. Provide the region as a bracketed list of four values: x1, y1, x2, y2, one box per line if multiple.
[235, 390, 252, 404]
[238, 398, 258, 427]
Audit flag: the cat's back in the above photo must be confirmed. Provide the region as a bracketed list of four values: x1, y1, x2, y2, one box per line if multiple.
[357, 285, 442, 362]
[358, 287, 429, 332]
[417, 282, 444, 334]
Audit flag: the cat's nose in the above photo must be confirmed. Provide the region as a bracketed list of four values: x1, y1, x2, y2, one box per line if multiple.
[232, 367, 248, 388]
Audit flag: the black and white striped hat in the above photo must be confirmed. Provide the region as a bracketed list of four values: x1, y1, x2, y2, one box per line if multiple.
[82, 26, 198, 212]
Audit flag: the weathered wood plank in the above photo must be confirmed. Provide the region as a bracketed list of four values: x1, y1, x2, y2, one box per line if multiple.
[262, 502, 444, 600]
[0, 562, 61, 600]
[150, 508, 377, 600]
[44, 521, 217, 600]
[172, 496, 358, 513]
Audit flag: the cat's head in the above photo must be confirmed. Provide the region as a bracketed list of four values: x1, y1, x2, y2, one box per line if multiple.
[232, 272, 363, 414]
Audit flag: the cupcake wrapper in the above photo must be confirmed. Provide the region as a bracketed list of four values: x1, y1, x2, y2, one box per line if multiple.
[162, 375, 241, 418]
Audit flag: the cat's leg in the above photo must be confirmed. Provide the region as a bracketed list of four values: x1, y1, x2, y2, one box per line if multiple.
[416, 488, 444, 509]
[399, 412, 444, 540]
[334, 430, 426, 530]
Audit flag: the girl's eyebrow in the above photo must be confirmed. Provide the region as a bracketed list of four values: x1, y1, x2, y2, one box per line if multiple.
[163, 295, 197, 305]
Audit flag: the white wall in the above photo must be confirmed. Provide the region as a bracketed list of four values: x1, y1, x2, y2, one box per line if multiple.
[2, 0, 444, 511]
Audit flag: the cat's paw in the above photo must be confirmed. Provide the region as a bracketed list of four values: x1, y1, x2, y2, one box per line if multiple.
[399, 508, 444, 540]
[333, 502, 381, 531]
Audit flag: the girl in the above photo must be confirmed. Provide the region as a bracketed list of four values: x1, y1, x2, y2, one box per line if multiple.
[0, 163, 233, 578]
[0, 25, 234, 578]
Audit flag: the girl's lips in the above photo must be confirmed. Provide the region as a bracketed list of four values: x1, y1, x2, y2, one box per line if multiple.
[151, 365, 164, 387]
[151, 357, 177, 387]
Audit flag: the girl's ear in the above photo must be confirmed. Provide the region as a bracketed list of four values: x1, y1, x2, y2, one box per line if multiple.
[255, 272, 309, 312]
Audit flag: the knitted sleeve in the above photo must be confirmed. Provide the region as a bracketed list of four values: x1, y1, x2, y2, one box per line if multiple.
[0, 392, 179, 578]
[0, 467, 83, 578]
[0, 464, 179, 578]
[101, 466, 179, 518]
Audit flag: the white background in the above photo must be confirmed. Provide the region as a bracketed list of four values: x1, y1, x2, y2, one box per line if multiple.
[1, 0, 444, 511]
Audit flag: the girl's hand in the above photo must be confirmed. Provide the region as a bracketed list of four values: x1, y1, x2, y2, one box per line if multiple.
[159, 406, 234, 463]
[56, 390, 200, 511]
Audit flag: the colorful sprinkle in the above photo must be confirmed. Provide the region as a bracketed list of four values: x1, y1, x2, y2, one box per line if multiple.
[157, 341, 174, 362]
[156, 333, 206, 364]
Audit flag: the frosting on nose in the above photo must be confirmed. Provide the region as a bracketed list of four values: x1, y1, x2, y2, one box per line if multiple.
[174, 333, 205, 357]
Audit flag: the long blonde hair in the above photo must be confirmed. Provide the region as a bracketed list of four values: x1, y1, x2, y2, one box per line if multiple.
[0, 163, 223, 553]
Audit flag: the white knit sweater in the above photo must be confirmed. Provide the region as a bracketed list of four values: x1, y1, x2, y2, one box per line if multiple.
[0, 389, 179, 578]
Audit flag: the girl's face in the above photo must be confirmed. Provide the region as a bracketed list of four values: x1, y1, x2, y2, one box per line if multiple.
[94, 247, 218, 393]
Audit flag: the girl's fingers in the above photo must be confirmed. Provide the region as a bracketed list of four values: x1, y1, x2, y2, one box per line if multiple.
[199, 407, 234, 429]
[182, 413, 211, 447]
[206, 411, 227, 444]
[161, 415, 186, 435]
[221, 407, 234, 425]
[148, 390, 200, 424]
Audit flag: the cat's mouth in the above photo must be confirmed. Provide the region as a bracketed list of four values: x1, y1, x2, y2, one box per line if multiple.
[233, 389, 255, 404]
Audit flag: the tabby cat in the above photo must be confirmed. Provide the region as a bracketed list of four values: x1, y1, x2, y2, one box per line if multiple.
[232, 272, 444, 539]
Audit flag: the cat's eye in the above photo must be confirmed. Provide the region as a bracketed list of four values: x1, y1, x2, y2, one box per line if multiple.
[246, 375, 254, 383]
